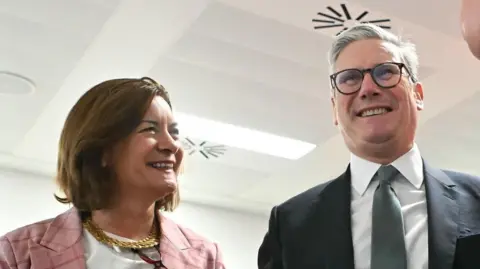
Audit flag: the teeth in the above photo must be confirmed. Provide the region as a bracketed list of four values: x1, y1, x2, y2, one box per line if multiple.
[361, 108, 388, 117]
[150, 162, 173, 169]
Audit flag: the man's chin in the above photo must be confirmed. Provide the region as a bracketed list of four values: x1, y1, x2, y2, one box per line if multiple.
[361, 132, 396, 145]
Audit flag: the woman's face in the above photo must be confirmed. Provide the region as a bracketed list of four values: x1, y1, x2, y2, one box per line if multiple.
[106, 95, 184, 201]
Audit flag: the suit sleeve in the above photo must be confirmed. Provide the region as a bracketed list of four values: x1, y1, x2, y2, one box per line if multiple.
[0, 236, 17, 269]
[258, 206, 283, 269]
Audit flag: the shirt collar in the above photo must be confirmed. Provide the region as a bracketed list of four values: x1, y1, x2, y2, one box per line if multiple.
[350, 143, 424, 196]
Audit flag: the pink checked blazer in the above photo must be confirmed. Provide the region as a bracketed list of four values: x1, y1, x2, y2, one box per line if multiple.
[0, 208, 225, 269]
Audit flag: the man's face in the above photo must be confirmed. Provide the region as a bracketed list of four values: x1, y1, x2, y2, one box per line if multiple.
[331, 39, 424, 157]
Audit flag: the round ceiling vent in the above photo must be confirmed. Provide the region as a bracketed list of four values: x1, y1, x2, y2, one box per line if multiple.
[0, 71, 36, 95]
[181, 137, 227, 159]
[312, 4, 391, 36]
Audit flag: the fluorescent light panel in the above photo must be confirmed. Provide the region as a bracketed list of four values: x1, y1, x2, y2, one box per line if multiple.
[175, 112, 316, 160]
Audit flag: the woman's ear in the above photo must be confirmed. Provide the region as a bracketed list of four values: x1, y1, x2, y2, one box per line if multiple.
[102, 149, 112, 167]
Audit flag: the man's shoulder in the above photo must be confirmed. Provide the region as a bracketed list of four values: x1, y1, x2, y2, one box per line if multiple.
[442, 169, 480, 181]
[442, 169, 480, 194]
[277, 177, 338, 212]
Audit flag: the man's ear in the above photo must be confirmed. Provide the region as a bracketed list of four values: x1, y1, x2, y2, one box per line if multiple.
[414, 82, 424, 111]
[331, 96, 338, 126]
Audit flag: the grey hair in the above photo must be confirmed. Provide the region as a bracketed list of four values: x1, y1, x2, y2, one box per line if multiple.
[328, 24, 419, 93]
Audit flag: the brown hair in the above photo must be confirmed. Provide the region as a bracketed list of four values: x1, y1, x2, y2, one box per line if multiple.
[55, 77, 180, 212]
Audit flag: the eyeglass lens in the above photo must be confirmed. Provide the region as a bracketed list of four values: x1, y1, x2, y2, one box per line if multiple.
[334, 63, 402, 94]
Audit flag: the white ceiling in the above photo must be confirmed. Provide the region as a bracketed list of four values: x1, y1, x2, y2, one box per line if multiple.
[1, 0, 479, 215]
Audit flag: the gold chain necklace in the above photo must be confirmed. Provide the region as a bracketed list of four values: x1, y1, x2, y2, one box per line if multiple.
[83, 217, 159, 249]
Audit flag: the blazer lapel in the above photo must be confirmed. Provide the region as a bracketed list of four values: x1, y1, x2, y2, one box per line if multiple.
[424, 162, 459, 269]
[30, 207, 86, 269]
[306, 167, 354, 269]
[158, 214, 193, 268]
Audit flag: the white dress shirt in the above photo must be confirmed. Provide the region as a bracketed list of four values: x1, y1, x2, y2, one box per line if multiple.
[83, 229, 160, 269]
[350, 144, 428, 269]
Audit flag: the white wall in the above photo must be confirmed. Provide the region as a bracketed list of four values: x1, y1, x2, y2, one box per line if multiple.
[0, 168, 268, 269]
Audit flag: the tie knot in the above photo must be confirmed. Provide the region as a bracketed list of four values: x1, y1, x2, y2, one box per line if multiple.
[376, 165, 399, 184]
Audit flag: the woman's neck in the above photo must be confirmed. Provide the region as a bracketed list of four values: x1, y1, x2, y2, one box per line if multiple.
[91, 200, 157, 241]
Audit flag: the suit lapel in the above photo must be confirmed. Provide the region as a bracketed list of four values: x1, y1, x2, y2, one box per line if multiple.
[30, 207, 86, 269]
[424, 162, 459, 269]
[307, 167, 354, 269]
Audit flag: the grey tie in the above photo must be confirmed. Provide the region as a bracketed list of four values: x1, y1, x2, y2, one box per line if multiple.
[371, 165, 407, 269]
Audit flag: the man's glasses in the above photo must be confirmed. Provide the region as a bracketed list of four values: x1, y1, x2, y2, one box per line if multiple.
[330, 62, 414, 95]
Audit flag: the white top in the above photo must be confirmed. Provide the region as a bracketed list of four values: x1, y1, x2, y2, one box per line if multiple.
[350, 144, 428, 269]
[83, 228, 160, 269]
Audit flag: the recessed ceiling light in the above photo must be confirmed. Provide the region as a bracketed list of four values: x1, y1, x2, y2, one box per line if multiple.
[0, 71, 35, 95]
[175, 112, 316, 160]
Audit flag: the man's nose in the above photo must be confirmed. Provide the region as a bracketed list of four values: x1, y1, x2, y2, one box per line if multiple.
[358, 73, 381, 99]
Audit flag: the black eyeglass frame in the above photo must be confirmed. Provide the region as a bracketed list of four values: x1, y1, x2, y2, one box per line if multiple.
[329, 62, 416, 95]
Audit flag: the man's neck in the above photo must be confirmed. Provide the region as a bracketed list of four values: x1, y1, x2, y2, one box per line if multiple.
[91, 200, 157, 241]
[352, 141, 414, 165]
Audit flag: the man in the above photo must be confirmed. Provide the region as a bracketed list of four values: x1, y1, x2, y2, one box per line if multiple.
[461, 0, 480, 59]
[257, 24, 480, 269]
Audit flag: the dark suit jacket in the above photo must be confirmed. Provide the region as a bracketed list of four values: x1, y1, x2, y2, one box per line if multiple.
[258, 162, 480, 269]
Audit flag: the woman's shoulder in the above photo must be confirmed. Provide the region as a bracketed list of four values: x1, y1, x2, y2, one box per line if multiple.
[160, 215, 225, 268]
[1, 208, 85, 268]
[0, 217, 55, 267]
[160, 214, 219, 249]
[1, 208, 81, 254]
[1, 217, 54, 244]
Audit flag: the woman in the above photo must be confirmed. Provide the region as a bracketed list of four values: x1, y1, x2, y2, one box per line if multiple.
[0, 77, 225, 269]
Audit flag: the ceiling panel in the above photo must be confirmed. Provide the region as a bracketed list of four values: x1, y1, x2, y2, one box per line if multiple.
[164, 31, 324, 99]
[0, 0, 120, 39]
[150, 56, 337, 143]
[417, 91, 480, 171]
[349, 0, 462, 38]
[191, 1, 333, 69]
[180, 157, 268, 196]
[0, 5, 116, 152]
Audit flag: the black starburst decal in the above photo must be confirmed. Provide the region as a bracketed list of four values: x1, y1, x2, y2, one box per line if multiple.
[181, 138, 226, 159]
[312, 4, 391, 36]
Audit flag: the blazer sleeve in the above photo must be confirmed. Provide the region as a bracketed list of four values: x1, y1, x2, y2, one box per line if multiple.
[0, 236, 17, 269]
[214, 242, 226, 269]
[257, 206, 283, 269]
